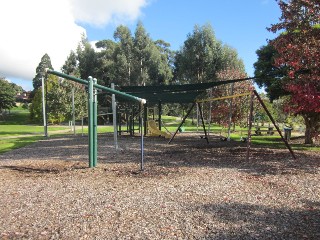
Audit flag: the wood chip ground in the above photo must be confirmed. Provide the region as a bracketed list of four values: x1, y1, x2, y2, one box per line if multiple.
[0, 133, 319, 239]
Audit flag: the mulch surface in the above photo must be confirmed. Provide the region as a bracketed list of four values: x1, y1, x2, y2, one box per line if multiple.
[0, 133, 319, 239]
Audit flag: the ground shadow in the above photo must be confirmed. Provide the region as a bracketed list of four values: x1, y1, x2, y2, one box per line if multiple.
[0, 133, 319, 178]
[194, 200, 320, 239]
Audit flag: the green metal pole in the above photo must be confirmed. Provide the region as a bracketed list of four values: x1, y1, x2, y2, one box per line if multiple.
[46, 69, 146, 104]
[45, 69, 147, 168]
[47, 69, 88, 85]
[197, 102, 209, 144]
[253, 90, 296, 159]
[246, 92, 254, 161]
[93, 78, 98, 167]
[168, 103, 196, 144]
[88, 76, 94, 168]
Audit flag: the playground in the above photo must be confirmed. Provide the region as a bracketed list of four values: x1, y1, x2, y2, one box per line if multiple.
[0, 132, 319, 239]
[0, 70, 319, 239]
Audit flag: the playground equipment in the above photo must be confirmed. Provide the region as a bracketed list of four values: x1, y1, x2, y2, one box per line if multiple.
[46, 69, 146, 169]
[200, 92, 252, 141]
[148, 120, 171, 138]
[166, 90, 296, 160]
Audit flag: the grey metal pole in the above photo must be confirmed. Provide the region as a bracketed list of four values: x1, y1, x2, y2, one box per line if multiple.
[111, 83, 118, 151]
[93, 78, 98, 167]
[88, 76, 94, 168]
[208, 88, 212, 136]
[140, 104, 144, 171]
[72, 88, 76, 135]
[41, 77, 48, 137]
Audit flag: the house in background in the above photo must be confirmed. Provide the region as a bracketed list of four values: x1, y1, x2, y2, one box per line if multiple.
[16, 91, 31, 103]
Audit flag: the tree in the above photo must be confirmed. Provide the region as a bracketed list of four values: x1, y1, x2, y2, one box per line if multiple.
[0, 77, 16, 113]
[95, 39, 118, 86]
[133, 21, 152, 86]
[174, 24, 244, 84]
[147, 40, 174, 85]
[32, 53, 53, 90]
[267, 0, 320, 144]
[29, 88, 42, 122]
[254, 44, 289, 101]
[210, 69, 253, 128]
[114, 25, 134, 86]
[77, 35, 97, 80]
[62, 50, 79, 76]
[95, 23, 173, 87]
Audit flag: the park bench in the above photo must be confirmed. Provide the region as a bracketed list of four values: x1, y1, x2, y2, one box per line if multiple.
[255, 127, 274, 135]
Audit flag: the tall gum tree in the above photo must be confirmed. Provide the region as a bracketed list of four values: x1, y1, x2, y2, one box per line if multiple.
[114, 25, 134, 86]
[174, 24, 245, 84]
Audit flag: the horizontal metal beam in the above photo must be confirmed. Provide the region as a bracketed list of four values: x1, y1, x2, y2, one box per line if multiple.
[46, 69, 146, 104]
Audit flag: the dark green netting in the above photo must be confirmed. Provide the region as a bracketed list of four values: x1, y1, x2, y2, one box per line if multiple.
[120, 77, 253, 93]
[117, 77, 254, 104]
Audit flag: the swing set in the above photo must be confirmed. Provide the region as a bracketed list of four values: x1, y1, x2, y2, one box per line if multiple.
[167, 90, 296, 160]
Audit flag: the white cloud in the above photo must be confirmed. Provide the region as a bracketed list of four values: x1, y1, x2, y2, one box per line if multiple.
[0, 0, 148, 86]
[70, 0, 149, 27]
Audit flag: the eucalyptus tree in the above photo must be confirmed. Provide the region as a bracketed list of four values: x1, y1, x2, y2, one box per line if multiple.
[95, 39, 118, 86]
[133, 21, 152, 86]
[147, 40, 174, 85]
[113, 25, 134, 86]
[174, 24, 244, 84]
[77, 35, 97, 80]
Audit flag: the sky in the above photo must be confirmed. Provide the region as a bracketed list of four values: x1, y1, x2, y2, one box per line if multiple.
[0, 0, 281, 91]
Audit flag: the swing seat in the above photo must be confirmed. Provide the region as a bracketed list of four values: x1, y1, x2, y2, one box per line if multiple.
[240, 137, 247, 142]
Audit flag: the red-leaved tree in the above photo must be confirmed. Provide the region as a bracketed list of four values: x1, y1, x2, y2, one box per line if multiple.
[268, 0, 320, 144]
[210, 68, 253, 128]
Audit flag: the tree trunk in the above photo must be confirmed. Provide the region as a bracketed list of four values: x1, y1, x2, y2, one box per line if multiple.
[303, 113, 320, 144]
[128, 64, 131, 86]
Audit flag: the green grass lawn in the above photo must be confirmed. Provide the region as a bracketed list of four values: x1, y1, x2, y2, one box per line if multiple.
[0, 107, 70, 153]
[1, 109, 319, 154]
[157, 116, 320, 151]
[0, 136, 44, 154]
[0, 125, 70, 137]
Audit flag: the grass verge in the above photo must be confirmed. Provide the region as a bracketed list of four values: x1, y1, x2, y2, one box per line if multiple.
[0, 136, 44, 154]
